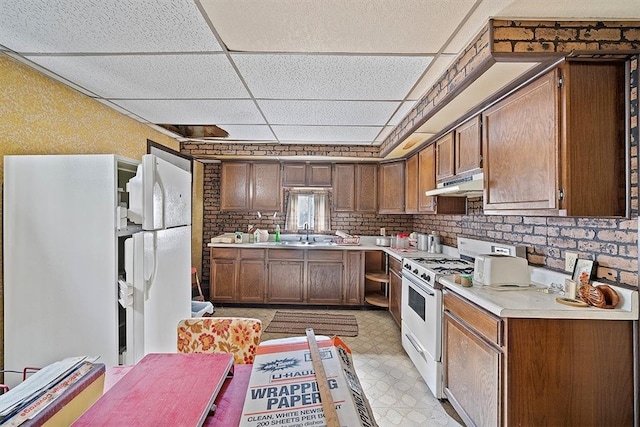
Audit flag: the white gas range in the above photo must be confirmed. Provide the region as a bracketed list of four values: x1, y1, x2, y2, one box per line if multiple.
[401, 237, 524, 399]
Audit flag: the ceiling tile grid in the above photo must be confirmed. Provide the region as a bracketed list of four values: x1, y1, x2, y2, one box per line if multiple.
[1, 0, 638, 152]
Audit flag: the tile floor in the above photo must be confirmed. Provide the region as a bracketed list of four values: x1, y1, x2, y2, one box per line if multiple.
[212, 306, 464, 427]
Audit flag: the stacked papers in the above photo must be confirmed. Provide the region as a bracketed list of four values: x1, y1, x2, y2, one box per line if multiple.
[0, 356, 95, 425]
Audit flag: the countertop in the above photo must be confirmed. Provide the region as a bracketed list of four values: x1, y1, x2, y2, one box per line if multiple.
[207, 235, 442, 260]
[440, 276, 638, 320]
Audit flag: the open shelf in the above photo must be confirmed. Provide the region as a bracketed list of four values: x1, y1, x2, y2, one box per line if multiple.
[364, 271, 389, 308]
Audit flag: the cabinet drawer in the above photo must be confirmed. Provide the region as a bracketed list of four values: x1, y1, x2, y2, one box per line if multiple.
[211, 248, 237, 259]
[444, 291, 503, 346]
[268, 249, 305, 260]
[240, 249, 266, 259]
[307, 250, 343, 261]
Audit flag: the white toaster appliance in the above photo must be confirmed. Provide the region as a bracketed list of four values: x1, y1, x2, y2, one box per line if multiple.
[473, 254, 530, 287]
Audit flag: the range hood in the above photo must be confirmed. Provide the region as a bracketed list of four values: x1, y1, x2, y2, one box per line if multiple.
[425, 173, 484, 197]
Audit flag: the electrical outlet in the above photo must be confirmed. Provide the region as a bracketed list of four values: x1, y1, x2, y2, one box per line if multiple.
[380, 228, 386, 236]
[565, 252, 578, 272]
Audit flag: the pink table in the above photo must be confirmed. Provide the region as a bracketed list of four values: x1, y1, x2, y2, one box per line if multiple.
[73, 353, 233, 426]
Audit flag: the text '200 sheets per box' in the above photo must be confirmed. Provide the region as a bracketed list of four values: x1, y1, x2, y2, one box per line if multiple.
[240, 335, 377, 427]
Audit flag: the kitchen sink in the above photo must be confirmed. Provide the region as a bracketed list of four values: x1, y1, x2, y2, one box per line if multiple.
[276, 241, 336, 247]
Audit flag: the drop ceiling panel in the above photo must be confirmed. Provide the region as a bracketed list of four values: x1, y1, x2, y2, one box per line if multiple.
[258, 100, 401, 126]
[0, 0, 221, 53]
[272, 125, 382, 143]
[110, 99, 266, 125]
[200, 0, 477, 54]
[24, 54, 248, 99]
[231, 54, 433, 100]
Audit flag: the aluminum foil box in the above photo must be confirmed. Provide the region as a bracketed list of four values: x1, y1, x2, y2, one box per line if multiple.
[240, 335, 377, 427]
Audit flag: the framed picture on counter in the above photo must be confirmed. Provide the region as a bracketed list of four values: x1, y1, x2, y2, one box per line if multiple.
[572, 259, 596, 284]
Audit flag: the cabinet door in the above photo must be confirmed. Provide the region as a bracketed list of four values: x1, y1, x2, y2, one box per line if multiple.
[378, 161, 404, 213]
[282, 164, 307, 186]
[252, 163, 281, 211]
[444, 312, 501, 427]
[344, 251, 364, 305]
[356, 164, 378, 212]
[389, 269, 402, 327]
[209, 258, 236, 301]
[237, 259, 266, 303]
[404, 155, 418, 214]
[268, 261, 304, 303]
[483, 71, 558, 213]
[307, 261, 343, 304]
[435, 132, 455, 182]
[307, 164, 332, 187]
[418, 144, 436, 213]
[333, 164, 356, 211]
[220, 162, 251, 211]
[455, 116, 482, 177]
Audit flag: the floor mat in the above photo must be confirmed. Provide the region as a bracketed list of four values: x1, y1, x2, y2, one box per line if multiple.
[264, 311, 358, 337]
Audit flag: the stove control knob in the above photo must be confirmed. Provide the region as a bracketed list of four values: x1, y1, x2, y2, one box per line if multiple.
[413, 268, 419, 274]
[404, 264, 410, 269]
[420, 273, 428, 280]
[426, 275, 431, 282]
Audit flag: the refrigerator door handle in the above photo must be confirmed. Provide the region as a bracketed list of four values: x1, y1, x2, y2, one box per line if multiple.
[147, 157, 166, 230]
[142, 232, 158, 300]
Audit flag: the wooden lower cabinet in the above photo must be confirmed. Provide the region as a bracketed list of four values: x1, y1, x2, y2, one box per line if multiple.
[344, 251, 364, 305]
[268, 260, 305, 303]
[211, 247, 370, 305]
[210, 248, 266, 303]
[388, 257, 402, 327]
[237, 258, 266, 303]
[444, 311, 501, 426]
[209, 249, 238, 302]
[443, 291, 634, 427]
[266, 249, 305, 303]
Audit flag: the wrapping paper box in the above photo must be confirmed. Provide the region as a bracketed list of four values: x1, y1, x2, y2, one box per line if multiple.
[240, 336, 377, 427]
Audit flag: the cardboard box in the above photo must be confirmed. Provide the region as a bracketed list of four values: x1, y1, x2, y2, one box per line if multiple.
[240, 335, 377, 427]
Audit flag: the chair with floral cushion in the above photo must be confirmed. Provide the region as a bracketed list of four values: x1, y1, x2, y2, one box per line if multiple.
[177, 317, 262, 364]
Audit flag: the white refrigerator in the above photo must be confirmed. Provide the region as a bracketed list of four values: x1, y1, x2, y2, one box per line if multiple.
[3, 154, 191, 385]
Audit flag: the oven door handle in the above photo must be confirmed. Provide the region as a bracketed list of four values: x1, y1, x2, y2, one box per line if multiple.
[402, 272, 435, 296]
[405, 333, 425, 356]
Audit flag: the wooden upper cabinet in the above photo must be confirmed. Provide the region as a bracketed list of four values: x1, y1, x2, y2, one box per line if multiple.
[307, 164, 332, 187]
[333, 164, 356, 211]
[356, 163, 378, 212]
[333, 163, 377, 212]
[404, 155, 418, 214]
[418, 144, 436, 213]
[252, 163, 281, 211]
[282, 163, 332, 187]
[378, 161, 404, 213]
[220, 162, 251, 210]
[483, 61, 625, 216]
[455, 116, 482, 177]
[282, 164, 306, 186]
[221, 162, 281, 211]
[435, 132, 455, 182]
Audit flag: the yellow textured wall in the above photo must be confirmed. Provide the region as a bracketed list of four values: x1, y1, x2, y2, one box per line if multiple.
[0, 53, 180, 371]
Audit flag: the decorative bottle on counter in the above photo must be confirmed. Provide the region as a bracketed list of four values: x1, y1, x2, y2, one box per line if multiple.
[275, 224, 281, 242]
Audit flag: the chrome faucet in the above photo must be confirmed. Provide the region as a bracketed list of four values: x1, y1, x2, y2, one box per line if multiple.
[304, 222, 310, 241]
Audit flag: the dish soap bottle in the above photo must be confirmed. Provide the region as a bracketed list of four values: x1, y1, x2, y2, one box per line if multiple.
[275, 224, 281, 242]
